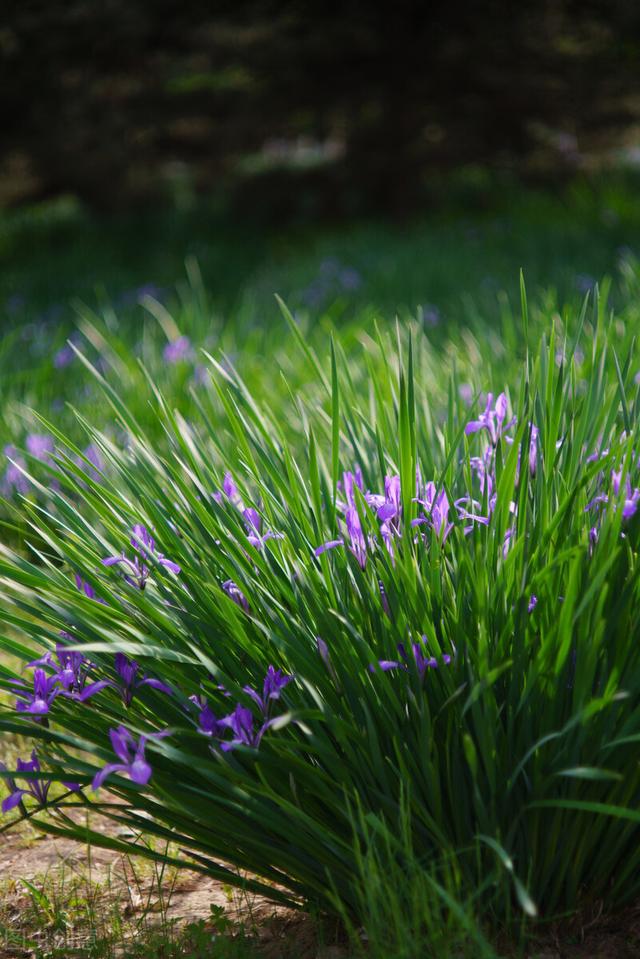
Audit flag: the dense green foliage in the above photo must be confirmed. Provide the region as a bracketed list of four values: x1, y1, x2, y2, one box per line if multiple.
[0, 276, 639, 951]
[1, 187, 640, 955]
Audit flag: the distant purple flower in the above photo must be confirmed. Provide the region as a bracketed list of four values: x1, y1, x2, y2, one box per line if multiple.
[344, 505, 368, 567]
[0, 750, 79, 813]
[103, 524, 180, 589]
[316, 636, 335, 674]
[379, 580, 391, 616]
[54, 343, 76, 368]
[196, 702, 226, 737]
[420, 304, 441, 328]
[243, 666, 292, 715]
[92, 726, 166, 790]
[76, 444, 104, 483]
[222, 579, 249, 612]
[219, 704, 260, 751]
[528, 425, 540, 476]
[454, 494, 493, 533]
[213, 472, 243, 508]
[192, 365, 209, 386]
[413, 483, 453, 541]
[314, 537, 345, 559]
[340, 267, 362, 291]
[112, 653, 173, 707]
[376, 474, 401, 524]
[459, 383, 473, 405]
[163, 336, 192, 364]
[26, 434, 54, 461]
[465, 392, 514, 445]
[242, 508, 284, 550]
[370, 639, 451, 678]
[528, 594, 538, 613]
[502, 526, 515, 557]
[575, 273, 595, 295]
[74, 573, 106, 604]
[2, 445, 30, 495]
[337, 468, 365, 512]
[585, 468, 640, 522]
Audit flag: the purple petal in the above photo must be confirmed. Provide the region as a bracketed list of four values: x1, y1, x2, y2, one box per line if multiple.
[139, 677, 173, 696]
[109, 726, 135, 764]
[158, 558, 181, 574]
[1, 789, 27, 813]
[75, 680, 112, 701]
[314, 539, 344, 556]
[128, 758, 152, 786]
[92, 763, 126, 791]
[464, 420, 483, 435]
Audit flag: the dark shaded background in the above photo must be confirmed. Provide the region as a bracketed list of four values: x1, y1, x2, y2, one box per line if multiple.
[2, 1, 640, 218]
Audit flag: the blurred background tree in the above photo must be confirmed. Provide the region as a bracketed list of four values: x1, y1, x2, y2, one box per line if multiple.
[2, 0, 640, 217]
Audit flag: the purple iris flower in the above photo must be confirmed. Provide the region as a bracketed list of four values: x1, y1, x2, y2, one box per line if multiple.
[27, 639, 99, 697]
[469, 449, 494, 498]
[612, 468, 640, 519]
[76, 444, 104, 484]
[528, 425, 540, 476]
[528, 594, 538, 613]
[163, 335, 193, 364]
[243, 666, 292, 715]
[336, 469, 364, 512]
[54, 343, 76, 369]
[26, 434, 54, 461]
[585, 468, 640, 522]
[219, 704, 260, 751]
[112, 653, 173, 707]
[316, 636, 335, 673]
[459, 383, 473, 405]
[376, 474, 402, 524]
[370, 639, 451, 678]
[76, 573, 98, 599]
[315, 502, 369, 567]
[92, 726, 166, 791]
[2, 445, 30, 495]
[103, 524, 180, 589]
[345, 506, 368, 567]
[74, 573, 108, 607]
[213, 472, 243, 507]
[0, 751, 79, 813]
[196, 666, 291, 752]
[242, 508, 284, 550]
[465, 392, 514, 445]
[14, 668, 61, 716]
[412, 483, 453, 541]
[196, 702, 227, 737]
[222, 579, 249, 612]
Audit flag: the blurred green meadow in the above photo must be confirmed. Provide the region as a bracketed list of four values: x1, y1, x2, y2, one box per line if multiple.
[2, 173, 640, 508]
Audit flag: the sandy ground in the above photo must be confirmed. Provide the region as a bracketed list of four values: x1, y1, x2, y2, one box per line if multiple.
[1, 816, 640, 958]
